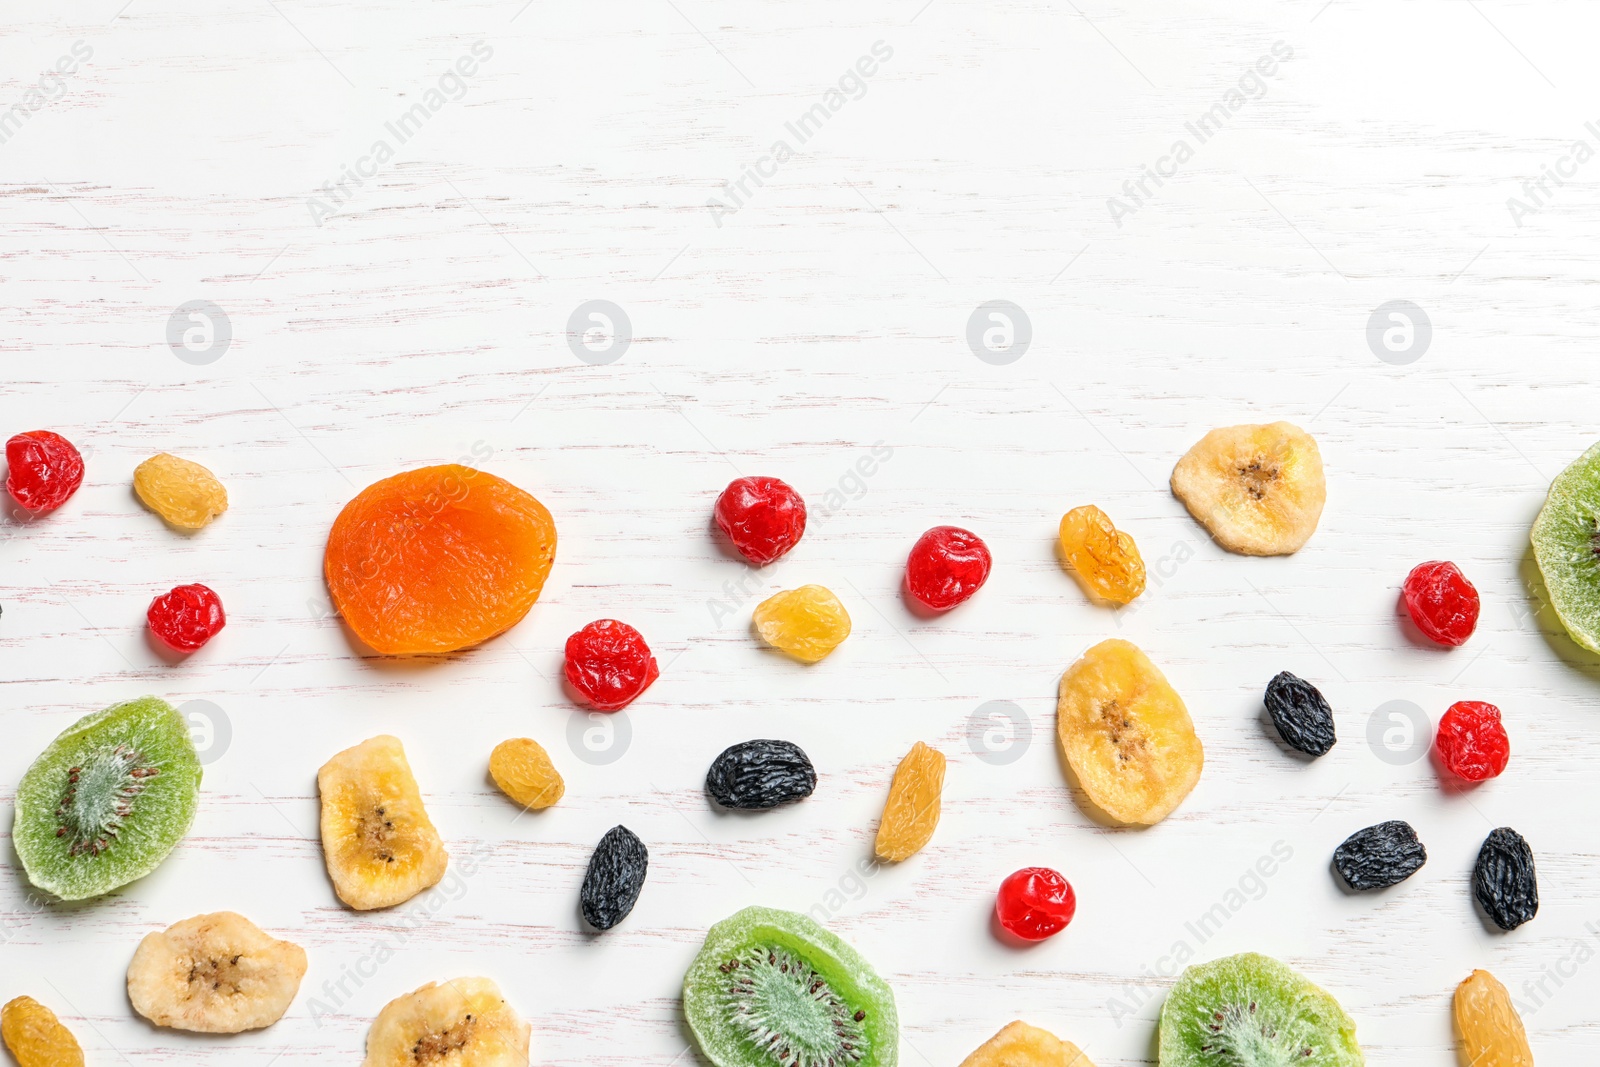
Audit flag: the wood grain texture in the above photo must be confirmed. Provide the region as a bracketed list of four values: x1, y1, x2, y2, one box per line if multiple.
[3, 0, 1600, 1062]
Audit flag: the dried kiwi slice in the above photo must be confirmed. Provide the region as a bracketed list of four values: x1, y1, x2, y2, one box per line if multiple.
[684, 906, 898, 1067]
[1531, 439, 1600, 653]
[13, 697, 201, 901]
[1159, 953, 1363, 1067]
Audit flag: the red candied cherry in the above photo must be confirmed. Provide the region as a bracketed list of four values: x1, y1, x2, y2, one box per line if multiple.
[995, 866, 1076, 942]
[5, 431, 85, 512]
[714, 477, 807, 565]
[906, 526, 991, 610]
[564, 619, 659, 711]
[1402, 561, 1479, 646]
[1436, 700, 1510, 782]
[147, 583, 226, 653]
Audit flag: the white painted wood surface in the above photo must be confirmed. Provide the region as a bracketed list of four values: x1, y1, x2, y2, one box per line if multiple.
[3, 0, 1599, 1061]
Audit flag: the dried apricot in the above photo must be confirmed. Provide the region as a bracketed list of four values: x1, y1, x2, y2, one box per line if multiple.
[1058, 505, 1145, 604]
[133, 453, 228, 529]
[752, 585, 851, 662]
[1, 996, 84, 1067]
[874, 741, 945, 862]
[1454, 969, 1532, 1067]
[489, 738, 564, 810]
[324, 465, 556, 654]
[960, 1020, 1096, 1067]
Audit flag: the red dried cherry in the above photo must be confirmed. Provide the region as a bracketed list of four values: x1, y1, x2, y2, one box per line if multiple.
[1402, 561, 1479, 646]
[995, 866, 1076, 941]
[1436, 700, 1510, 782]
[714, 477, 806, 565]
[5, 431, 85, 512]
[147, 583, 226, 653]
[564, 619, 659, 711]
[905, 526, 991, 610]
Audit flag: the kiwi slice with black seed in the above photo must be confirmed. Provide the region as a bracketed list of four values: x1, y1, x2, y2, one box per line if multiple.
[1159, 952, 1363, 1067]
[683, 906, 898, 1067]
[12, 697, 201, 901]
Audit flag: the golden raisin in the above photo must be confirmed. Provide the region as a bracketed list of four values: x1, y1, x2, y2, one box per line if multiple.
[1455, 969, 1533, 1067]
[2, 996, 84, 1067]
[1058, 505, 1146, 604]
[875, 741, 946, 862]
[489, 738, 564, 810]
[133, 453, 228, 530]
[752, 585, 851, 663]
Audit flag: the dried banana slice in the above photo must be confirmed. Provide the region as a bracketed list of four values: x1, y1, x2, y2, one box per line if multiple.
[960, 1020, 1098, 1066]
[363, 978, 530, 1067]
[1056, 639, 1204, 825]
[1171, 421, 1326, 555]
[318, 735, 448, 910]
[126, 912, 307, 1033]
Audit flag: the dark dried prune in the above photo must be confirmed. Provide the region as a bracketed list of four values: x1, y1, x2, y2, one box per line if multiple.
[1473, 827, 1538, 931]
[706, 739, 816, 810]
[580, 824, 648, 931]
[1263, 671, 1336, 757]
[1333, 820, 1426, 890]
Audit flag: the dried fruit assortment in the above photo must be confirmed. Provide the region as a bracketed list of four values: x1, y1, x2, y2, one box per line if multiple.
[1056, 638, 1204, 825]
[580, 824, 648, 931]
[959, 1021, 1097, 1067]
[752, 585, 851, 662]
[133, 452, 228, 529]
[564, 618, 659, 710]
[995, 867, 1076, 942]
[1158, 952, 1364, 1067]
[1333, 820, 1427, 891]
[5, 430, 84, 512]
[874, 741, 945, 862]
[147, 582, 226, 653]
[1262, 671, 1336, 757]
[126, 912, 307, 1032]
[716, 476, 807, 565]
[1436, 701, 1510, 782]
[1058, 505, 1145, 604]
[1402, 561, 1480, 646]
[1473, 827, 1538, 931]
[324, 464, 556, 654]
[488, 737, 564, 810]
[905, 525, 992, 610]
[317, 735, 449, 911]
[1170, 421, 1326, 555]
[363, 978, 530, 1067]
[12, 696, 202, 901]
[706, 739, 817, 810]
[1453, 970, 1533, 1067]
[683, 906, 899, 1067]
[1, 996, 84, 1067]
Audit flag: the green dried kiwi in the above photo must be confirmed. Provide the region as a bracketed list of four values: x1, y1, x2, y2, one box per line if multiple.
[684, 905, 898, 1067]
[1159, 952, 1364, 1067]
[1532, 439, 1600, 653]
[13, 697, 202, 901]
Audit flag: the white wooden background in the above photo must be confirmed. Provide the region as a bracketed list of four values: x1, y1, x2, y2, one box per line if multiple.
[4, 0, 1600, 1062]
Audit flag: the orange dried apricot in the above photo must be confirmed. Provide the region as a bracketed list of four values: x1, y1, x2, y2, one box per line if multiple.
[2, 996, 84, 1067]
[1058, 505, 1145, 604]
[875, 741, 945, 862]
[324, 464, 556, 654]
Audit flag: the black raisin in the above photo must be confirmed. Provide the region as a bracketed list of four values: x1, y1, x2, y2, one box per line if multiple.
[580, 824, 648, 931]
[1473, 827, 1538, 931]
[705, 739, 817, 810]
[1263, 671, 1336, 757]
[1333, 820, 1426, 890]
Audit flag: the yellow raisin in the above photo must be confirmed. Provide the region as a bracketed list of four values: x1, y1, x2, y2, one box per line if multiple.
[1, 997, 84, 1067]
[489, 738, 565, 810]
[1058, 505, 1146, 604]
[752, 585, 851, 663]
[133, 453, 228, 530]
[1455, 969, 1533, 1067]
[875, 741, 946, 862]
